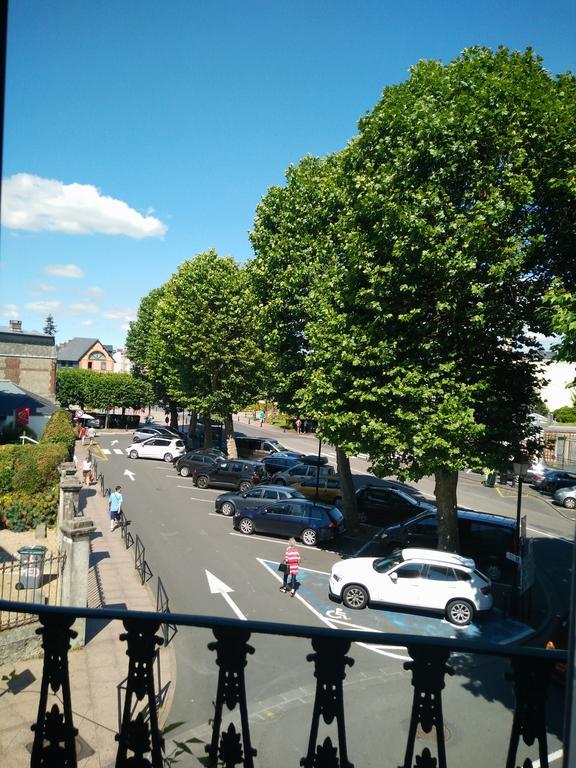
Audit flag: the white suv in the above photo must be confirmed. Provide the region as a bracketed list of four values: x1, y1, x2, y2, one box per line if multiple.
[329, 548, 493, 626]
[126, 437, 185, 463]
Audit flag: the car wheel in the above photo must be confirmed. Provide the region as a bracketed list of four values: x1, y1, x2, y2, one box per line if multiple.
[483, 562, 502, 582]
[239, 518, 255, 535]
[446, 599, 474, 626]
[196, 476, 209, 489]
[342, 584, 368, 610]
[129, 450, 138, 460]
[179, 466, 191, 478]
[221, 501, 235, 517]
[163, 453, 173, 463]
[563, 497, 576, 509]
[275, 478, 286, 486]
[301, 528, 318, 547]
[239, 480, 252, 492]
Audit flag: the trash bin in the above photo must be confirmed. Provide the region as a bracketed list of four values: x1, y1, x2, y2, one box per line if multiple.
[17, 546, 47, 590]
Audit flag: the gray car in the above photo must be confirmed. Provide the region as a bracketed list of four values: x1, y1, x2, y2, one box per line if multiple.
[273, 462, 336, 487]
[553, 485, 576, 509]
[214, 484, 306, 516]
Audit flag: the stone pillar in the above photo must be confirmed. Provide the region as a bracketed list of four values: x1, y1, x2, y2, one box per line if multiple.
[59, 516, 96, 648]
[58, 463, 79, 532]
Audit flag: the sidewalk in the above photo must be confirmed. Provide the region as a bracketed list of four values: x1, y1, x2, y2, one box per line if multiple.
[0, 443, 175, 768]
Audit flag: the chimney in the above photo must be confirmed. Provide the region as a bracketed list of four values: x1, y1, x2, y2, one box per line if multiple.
[9, 320, 22, 332]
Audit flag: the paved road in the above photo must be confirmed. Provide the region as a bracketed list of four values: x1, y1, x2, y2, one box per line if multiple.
[91, 425, 571, 766]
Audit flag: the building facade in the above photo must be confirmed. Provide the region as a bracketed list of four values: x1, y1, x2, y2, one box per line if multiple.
[0, 320, 57, 399]
[57, 338, 115, 372]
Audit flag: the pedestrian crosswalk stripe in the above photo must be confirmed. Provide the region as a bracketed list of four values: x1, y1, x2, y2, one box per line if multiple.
[102, 448, 111, 455]
[113, 448, 123, 455]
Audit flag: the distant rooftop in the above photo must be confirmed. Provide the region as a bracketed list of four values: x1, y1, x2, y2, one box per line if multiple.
[57, 338, 114, 362]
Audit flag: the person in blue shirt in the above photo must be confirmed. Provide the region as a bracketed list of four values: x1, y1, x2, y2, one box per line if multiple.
[108, 486, 123, 531]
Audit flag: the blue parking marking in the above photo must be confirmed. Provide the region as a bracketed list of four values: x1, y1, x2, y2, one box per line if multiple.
[261, 560, 532, 644]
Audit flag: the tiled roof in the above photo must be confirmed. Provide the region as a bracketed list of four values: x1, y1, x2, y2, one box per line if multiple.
[57, 338, 113, 362]
[0, 380, 57, 416]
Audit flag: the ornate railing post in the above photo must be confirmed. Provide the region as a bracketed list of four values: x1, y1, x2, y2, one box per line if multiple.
[505, 656, 553, 768]
[31, 613, 78, 768]
[115, 618, 164, 768]
[301, 636, 354, 768]
[401, 645, 453, 768]
[206, 627, 256, 768]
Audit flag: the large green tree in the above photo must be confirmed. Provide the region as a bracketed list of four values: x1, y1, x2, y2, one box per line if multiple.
[56, 369, 152, 414]
[302, 47, 575, 550]
[148, 250, 267, 451]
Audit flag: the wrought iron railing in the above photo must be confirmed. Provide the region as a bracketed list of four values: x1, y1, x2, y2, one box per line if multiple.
[0, 599, 568, 768]
[0, 553, 65, 630]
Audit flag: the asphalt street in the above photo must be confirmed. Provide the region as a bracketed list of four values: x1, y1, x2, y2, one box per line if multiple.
[90, 423, 573, 767]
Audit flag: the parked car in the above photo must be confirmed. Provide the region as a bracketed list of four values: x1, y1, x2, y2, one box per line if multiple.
[174, 452, 219, 477]
[233, 498, 345, 546]
[215, 485, 306, 516]
[329, 548, 493, 626]
[126, 437, 186, 463]
[234, 436, 299, 460]
[273, 462, 336, 487]
[523, 460, 550, 484]
[186, 447, 226, 458]
[545, 613, 569, 683]
[380, 509, 518, 582]
[291, 475, 342, 504]
[194, 459, 268, 492]
[261, 452, 306, 475]
[553, 485, 576, 509]
[533, 470, 576, 494]
[355, 485, 435, 524]
[132, 425, 180, 443]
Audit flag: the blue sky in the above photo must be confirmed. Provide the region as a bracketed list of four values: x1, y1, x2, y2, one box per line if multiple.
[1, 1, 574, 349]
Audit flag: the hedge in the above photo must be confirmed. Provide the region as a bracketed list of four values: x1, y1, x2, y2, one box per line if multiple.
[40, 408, 75, 457]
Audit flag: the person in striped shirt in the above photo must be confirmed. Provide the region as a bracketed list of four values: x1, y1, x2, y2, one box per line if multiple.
[280, 538, 301, 597]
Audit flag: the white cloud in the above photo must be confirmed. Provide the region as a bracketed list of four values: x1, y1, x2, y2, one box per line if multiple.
[81, 319, 94, 326]
[103, 307, 135, 322]
[43, 264, 84, 278]
[25, 300, 61, 313]
[86, 286, 104, 298]
[33, 281, 58, 293]
[2, 173, 168, 238]
[2, 304, 19, 319]
[120, 323, 131, 331]
[68, 302, 99, 315]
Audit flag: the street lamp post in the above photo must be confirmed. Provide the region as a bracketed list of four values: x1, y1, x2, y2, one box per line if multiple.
[512, 454, 531, 556]
[314, 437, 322, 505]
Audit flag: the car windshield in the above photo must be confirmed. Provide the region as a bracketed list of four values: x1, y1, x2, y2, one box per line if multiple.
[268, 439, 286, 449]
[373, 554, 402, 573]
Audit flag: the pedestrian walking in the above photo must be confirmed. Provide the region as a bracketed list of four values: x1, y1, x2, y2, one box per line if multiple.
[280, 538, 301, 597]
[82, 457, 92, 486]
[79, 425, 87, 445]
[108, 485, 123, 531]
[87, 426, 96, 445]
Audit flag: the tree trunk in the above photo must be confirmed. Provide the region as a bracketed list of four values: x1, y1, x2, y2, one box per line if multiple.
[336, 447, 360, 528]
[224, 413, 237, 458]
[202, 414, 212, 448]
[188, 412, 197, 438]
[434, 469, 460, 552]
[169, 401, 179, 430]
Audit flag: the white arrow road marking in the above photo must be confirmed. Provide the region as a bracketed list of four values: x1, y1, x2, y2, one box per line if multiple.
[102, 448, 111, 455]
[113, 449, 123, 455]
[124, 469, 136, 482]
[111, 440, 119, 446]
[205, 570, 247, 620]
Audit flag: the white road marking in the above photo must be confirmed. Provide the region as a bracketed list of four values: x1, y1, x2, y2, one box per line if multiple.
[205, 570, 246, 621]
[230, 532, 292, 546]
[101, 448, 111, 455]
[527, 525, 572, 543]
[113, 448, 123, 455]
[111, 440, 119, 446]
[190, 497, 215, 503]
[123, 469, 136, 482]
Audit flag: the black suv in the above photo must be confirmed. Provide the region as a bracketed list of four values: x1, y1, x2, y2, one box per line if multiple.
[194, 459, 268, 492]
[381, 509, 517, 582]
[356, 484, 435, 524]
[174, 451, 219, 477]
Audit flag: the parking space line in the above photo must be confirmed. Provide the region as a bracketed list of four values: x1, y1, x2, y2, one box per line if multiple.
[230, 532, 289, 546]
[191, 497, 215, 504]
[113, 448, 123, 455]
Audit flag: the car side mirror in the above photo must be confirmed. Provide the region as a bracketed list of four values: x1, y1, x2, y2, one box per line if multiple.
[389, 572, 398, 583]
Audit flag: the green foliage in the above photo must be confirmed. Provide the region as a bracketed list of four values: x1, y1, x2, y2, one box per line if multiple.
[43, 314, 57, 336]
[40, 409, 75, 456]
[553, 406, 576, 423]
[12, 444, 69, 493]
[0, 445, 20, 494]
[0, 487, 59, 531]
[147, 250, 267, 417]
[56, 369, 153, 411]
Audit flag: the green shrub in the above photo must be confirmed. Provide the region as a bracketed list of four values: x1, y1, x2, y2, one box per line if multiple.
[0, 487, 59, 531]
[40, 409, 75, 456]
[554, 406, 576, 424]
[11, 444, 68, 494]
[0, 445, 20, 493]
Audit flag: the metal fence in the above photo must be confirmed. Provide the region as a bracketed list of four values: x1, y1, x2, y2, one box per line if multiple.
[0, 552, 66, 631]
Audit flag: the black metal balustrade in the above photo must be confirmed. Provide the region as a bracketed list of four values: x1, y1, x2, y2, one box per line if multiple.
[0, 599, 568, 768]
